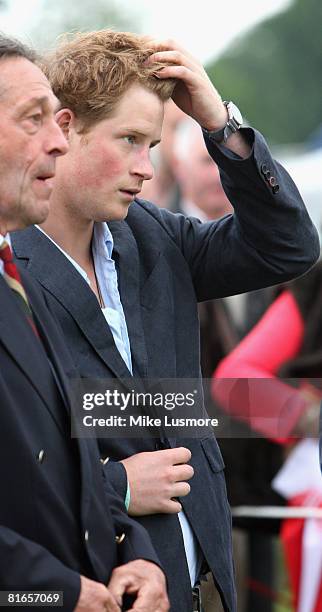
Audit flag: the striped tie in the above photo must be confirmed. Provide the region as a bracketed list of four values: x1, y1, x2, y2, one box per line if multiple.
[0, 239, 39, 337]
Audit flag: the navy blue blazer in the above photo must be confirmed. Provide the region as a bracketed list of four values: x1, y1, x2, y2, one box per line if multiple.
[0, 269, 160, 611]
[12, 127, 320, 612]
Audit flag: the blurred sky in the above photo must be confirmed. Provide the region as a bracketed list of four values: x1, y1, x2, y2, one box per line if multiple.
[1, 0, 291, 63]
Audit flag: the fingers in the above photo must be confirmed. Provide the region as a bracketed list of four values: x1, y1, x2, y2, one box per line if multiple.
[173, 480, 191, 497]
[105, 592, 122, 612]
[108, 565, 141, 603]
[120, 561, 169, 612]
[154, 66, 194, 84]
[75, 577, 121, 612]
[172, 463, 194, 482]
[167, 446, 192, 464]
[164, 498, 183, 514]
[147, 49, 204, 85]
[147, 38, 196, 62]
[127, 587, 169, 612]
[144, 36, 224, 131]
[165, 493, 197, 513]
[125, 447, 191, 467]
[108, 562, 169, 612]
[147, 50, 197, 71]
[108, 568, 129, 606]
[120, 448, 194, 515]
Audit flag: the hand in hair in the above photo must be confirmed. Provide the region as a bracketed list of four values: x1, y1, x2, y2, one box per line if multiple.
[146, 39, 250, 158]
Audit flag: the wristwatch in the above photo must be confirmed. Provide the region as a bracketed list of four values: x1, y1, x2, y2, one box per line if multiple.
[207, 101, 243, 143]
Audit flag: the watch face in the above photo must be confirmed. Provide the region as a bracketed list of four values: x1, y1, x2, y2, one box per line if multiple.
[229, 102, 243, 126]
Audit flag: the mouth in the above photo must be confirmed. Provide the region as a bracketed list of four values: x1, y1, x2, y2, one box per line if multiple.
[119, 188, 141, 199]
[35, 171, 55, 183]
[33, 173, 55, 196]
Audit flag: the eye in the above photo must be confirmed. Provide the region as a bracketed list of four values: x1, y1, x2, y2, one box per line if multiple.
[123, 135, 136, 145]
[28, 112, 43, 125]
[23, 112, 43, 131]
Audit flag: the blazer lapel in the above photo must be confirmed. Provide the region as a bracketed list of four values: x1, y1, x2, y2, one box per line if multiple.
[0, 276, 67, 435]
[12, 226, 137, 389]
[27, 290, 72, 410]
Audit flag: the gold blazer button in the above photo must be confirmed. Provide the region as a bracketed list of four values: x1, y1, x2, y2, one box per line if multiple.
[115, 533, 126, 544]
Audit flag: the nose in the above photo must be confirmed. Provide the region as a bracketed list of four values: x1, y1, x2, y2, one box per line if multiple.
[45, 119, 69, 157]
[131, 150, 154, 181]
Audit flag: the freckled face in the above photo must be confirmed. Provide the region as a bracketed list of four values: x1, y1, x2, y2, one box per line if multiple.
[55, 83, 164, 222]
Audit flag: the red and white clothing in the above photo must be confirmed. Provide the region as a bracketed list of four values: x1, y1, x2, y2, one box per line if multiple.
[212, 290, 308, 439]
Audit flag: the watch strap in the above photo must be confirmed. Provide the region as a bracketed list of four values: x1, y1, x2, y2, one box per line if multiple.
[205, 101, 242, 144]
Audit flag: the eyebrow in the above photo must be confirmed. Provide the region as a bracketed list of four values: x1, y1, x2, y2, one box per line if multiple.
[14, 95, 60, 118]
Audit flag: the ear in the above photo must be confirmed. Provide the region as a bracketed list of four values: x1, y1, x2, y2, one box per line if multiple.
[55, 108, 75, 140]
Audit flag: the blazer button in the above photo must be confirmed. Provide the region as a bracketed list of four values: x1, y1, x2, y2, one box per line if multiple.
[269, 176, 277, 187]
[261, 163, 269, 175]
[100, 456, 110, 465]
[37, 450, 45, 463]
[84, 529, 89, 542]
[272, 184, 280, 194]
[115, 533, 126, 544]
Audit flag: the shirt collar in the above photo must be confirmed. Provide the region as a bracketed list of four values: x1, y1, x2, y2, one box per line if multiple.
[35, 222, 114, 282]
[0, 232, 11, 248]
[0, 232, 11, 276]
[92, 222, 114, 259]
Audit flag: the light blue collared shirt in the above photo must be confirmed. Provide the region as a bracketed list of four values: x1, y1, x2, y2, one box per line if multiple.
[91, 223, 132, 374]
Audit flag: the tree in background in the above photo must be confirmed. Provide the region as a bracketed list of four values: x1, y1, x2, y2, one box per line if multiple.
[206, 0, 322, 144]
[31, 0, 138, 50]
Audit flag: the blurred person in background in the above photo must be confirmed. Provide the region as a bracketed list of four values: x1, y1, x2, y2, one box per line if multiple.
[213, 260, 322, 612]
[12, 29, 320, 612]
[173, 116, 233, 220]
[139, 99, 185, 210]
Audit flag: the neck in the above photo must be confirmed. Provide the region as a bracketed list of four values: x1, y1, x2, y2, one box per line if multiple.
[40, 204, 94, 270]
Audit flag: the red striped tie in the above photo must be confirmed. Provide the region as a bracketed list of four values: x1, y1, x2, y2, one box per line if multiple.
[0, 239, 39, 337]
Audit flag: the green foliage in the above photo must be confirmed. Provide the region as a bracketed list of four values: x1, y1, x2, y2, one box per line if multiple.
[31, 0, 138, 50]
[206, 0, 322, 144]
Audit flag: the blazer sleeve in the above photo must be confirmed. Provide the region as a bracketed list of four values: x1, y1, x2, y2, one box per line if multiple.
[151, 127, 320, 301]
[212, 290, 307, 439]
[100, 466, 162, 569]
[102, 460, 128, 502]
[0, 526, 80, 611]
